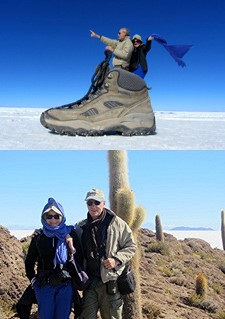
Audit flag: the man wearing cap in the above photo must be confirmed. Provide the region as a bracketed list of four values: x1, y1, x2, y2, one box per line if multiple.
[75, 188, 136, 319]
[90, 28, 133, 70]
[129, 34, 154, 78]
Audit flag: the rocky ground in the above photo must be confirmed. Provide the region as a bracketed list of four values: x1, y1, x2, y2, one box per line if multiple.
[139, 229, 225, 319]
[0, 225, 225, 319]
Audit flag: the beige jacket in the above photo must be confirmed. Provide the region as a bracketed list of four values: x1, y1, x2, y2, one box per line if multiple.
[100, 35, 133, 69]
[75, 209, 136, 283]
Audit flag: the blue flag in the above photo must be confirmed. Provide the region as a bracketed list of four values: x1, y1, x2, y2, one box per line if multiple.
[151, 34, 193, 67]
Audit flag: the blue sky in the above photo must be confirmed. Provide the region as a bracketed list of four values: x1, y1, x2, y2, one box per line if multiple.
[0, 150, 224, 230]
[0, 0, 225, 111]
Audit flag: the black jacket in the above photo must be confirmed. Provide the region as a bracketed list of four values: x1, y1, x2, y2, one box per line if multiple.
[129, 38, 152, 73]
[25, 229, 83, 281]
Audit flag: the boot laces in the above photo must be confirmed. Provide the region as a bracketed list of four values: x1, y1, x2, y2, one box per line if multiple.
[55, 50, 112, 110]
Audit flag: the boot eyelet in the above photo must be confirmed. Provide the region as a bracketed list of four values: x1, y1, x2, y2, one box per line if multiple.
[105, 83, 109, 88]
[107, 73, 113, 79]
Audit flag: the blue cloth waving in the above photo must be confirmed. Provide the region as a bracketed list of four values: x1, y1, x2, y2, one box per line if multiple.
[151, 34, 193, 67]
[41, 197, 74, 267]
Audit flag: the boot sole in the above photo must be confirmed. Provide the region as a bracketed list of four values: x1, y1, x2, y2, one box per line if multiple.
[40, 113, 156, 136]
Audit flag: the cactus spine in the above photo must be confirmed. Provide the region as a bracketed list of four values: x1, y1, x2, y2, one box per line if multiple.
[195, 273, 208, 298]
[108, 150, 146, 319]
[115, 187, 135, 225]
[221, 210, 225, 250]
[155, 214, 164, 242]
[131, 206, 146, 232]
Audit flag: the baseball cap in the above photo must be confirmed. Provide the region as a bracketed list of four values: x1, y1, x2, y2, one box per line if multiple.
[85, 188, 105, 202]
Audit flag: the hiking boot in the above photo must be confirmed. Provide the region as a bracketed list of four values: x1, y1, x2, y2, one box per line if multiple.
[40, 69, 156, 136]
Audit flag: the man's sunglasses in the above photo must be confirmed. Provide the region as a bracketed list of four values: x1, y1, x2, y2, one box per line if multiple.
[46, 214, 61, 220]
[87, 200, 101, 206]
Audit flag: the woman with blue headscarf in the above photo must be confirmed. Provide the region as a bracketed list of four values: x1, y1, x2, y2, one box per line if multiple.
[25, 198, 76, 319]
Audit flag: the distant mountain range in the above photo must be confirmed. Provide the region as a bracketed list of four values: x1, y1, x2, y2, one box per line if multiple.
[170, 226, 214, 231]
[7, 225, 37, 230]
[143, 223, 215, 231]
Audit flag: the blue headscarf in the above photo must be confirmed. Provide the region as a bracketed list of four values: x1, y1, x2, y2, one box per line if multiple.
[41, 197, 74, 268]
[151, 34, 193, 67]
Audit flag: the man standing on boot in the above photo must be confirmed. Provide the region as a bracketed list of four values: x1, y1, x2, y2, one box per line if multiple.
[90, 28, 133, 70]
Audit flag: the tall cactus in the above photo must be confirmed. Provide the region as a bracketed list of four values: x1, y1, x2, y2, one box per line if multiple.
[108, 150, 146, 319]
[108, 151, 130, 212]
[221, 210, 225, 250]
[155, 214, 164, 242]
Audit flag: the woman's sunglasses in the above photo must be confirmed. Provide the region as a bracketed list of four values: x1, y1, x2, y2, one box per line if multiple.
[45, 214, 61, 220]
[87, 200, 101, 206]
